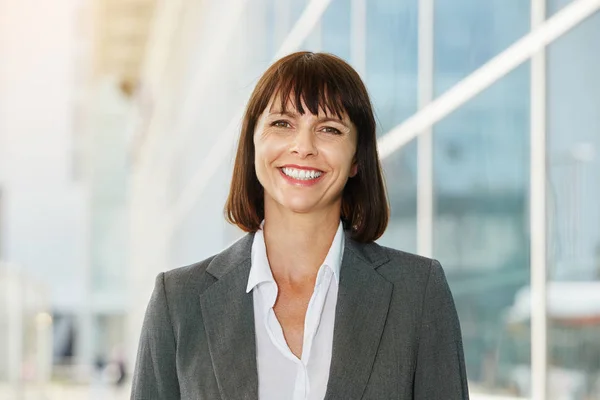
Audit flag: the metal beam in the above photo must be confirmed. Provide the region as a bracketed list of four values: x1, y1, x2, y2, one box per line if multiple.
[530, 0, 548, 399]
[416, 0, 434, 258]
[377, 0, 600, 160]
[350, 0, 366, 77]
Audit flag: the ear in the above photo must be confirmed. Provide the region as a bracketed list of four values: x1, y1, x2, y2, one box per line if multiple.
[349, 162, 358, 178]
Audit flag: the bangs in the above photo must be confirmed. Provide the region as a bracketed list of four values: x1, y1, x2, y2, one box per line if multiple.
[267, 57, 352, 120]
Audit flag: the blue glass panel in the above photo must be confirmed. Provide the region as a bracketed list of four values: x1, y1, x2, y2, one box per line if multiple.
[546, 11, 600, 399]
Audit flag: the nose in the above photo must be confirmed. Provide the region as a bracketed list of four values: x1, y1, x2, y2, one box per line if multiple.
[289, 127, 318, 158]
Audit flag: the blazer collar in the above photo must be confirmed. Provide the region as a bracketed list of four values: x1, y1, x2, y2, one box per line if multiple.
[204, 229, 391, 279]
[199, 230, 392, 400]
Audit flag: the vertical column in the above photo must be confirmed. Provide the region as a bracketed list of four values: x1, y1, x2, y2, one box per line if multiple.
[350, 0, 366, 77]
[274, 0, 292, 49]
[0, 191, 4, 259]
[305, 0, 322, 54]
[417, 0, 434, 258]
[530, 0, 548, 399]
[7, 269, 23, 398]
[78, 188, 94, 373]
[35, 312, 53, 390]
[310, 20, 322, 51]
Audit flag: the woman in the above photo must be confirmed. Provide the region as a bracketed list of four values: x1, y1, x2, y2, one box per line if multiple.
[132, 52, 469, 400]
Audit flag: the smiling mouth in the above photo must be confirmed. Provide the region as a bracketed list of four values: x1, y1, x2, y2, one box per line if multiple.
[279, 167, 323, 181]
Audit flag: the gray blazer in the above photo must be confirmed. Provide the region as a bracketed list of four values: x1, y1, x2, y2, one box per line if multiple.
[131, 231, 469, 399]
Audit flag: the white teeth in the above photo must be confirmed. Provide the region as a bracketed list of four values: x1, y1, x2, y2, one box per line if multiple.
[282, 167, 322, 180]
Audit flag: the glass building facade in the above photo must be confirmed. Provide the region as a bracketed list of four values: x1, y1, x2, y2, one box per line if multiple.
[127, 0, 600, 398]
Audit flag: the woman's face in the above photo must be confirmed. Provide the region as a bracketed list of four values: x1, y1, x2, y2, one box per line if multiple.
[254, 96, 358, 217]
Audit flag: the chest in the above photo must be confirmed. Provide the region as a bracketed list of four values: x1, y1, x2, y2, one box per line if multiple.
[177, 265, 422, 400]
[272, 289, 313, 358]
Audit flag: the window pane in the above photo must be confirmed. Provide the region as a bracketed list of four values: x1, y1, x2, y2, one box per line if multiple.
[547, 10, 600, 399]
[433, 63, 532, 397]
[433, 67, 531, 396]
[549, 0, 575, 17]
[319, 0, 351, 61]
[366, 0, 418, 133]
[366, 0, 418, 251]
[434, 2, 532, 395]
[434, 0, 530, 94]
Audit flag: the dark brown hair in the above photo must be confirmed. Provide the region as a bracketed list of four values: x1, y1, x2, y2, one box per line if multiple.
[225, 52, 389, 242]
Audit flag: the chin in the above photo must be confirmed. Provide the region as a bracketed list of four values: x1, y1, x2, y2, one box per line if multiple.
[279, 197, 321, 214]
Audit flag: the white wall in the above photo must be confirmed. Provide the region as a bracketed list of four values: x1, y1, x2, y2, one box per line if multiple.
[0, 0, 87, 312]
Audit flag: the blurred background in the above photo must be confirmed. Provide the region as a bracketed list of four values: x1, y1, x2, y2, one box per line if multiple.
[0, 0, 599, 399]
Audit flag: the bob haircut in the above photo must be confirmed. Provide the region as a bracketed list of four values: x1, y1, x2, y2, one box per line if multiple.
[225, 51, 389, 243]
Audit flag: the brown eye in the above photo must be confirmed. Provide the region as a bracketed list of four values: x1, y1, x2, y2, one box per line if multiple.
[272, 120, 291, 128]
[321, 126, 341, 135]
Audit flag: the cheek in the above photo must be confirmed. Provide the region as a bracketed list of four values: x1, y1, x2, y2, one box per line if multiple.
[253, 144, 268, 182]
[254, 142, 272, 170]
[325, 143, 356, 173]
[253, 137, 280, 184]
[253, 133, 269, 160]
[255, 134, 287, 164]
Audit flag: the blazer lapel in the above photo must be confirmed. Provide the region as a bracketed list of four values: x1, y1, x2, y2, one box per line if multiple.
[199, 234, 258, 400]
[325, 236, 393, 400]
[197, 232, 393, 400]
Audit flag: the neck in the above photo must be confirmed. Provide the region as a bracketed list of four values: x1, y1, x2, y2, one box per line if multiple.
[262, 204, 341, 287]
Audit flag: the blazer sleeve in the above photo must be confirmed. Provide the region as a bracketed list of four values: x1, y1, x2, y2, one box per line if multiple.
[414, 260, 469, 399]
[131, 273, 181, 400]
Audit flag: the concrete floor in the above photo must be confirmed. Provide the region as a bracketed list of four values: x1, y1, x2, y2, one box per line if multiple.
[0, 383, 129, 400]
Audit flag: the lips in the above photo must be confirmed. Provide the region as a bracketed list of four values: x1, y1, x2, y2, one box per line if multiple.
[278, 166, 325, 186]
[280, 166, 323, 180]
[279, 164, 324, 172]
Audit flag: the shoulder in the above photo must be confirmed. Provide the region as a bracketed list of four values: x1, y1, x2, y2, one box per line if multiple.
[354, 241, 454, 315]
[377, 243, 435, 269]
[161, 255, 217, 296]
[374, 243, 452, 303]
[351, 238, 443, 286]
[161, 232, 255, 298]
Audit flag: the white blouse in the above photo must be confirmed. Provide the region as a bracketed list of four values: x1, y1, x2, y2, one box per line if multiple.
[246, 221, 344, 400]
